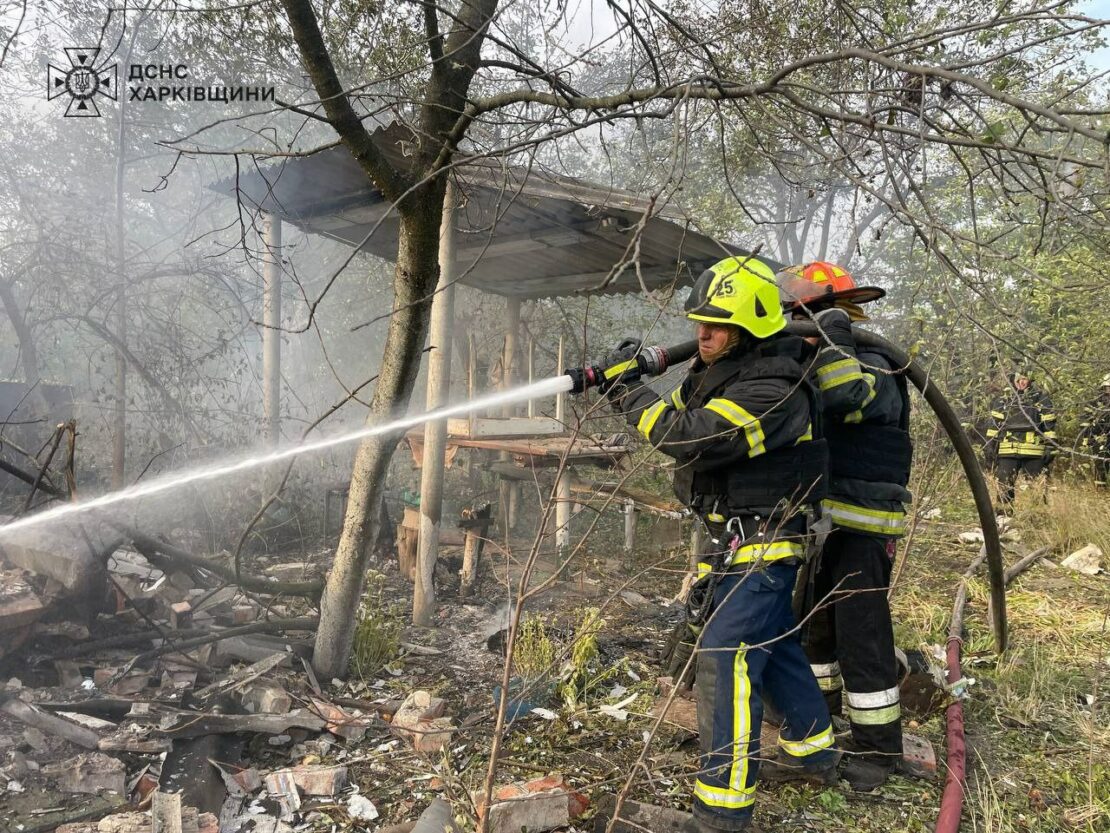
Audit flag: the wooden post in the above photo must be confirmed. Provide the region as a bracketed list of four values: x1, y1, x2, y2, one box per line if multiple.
[623, 499, 637, 553]
[500, 297, 521, 537]
[526, 337, 535, 418]
[555, 468, 572, 573]
[467, 333, 477, 435]
[261, 212, 282, 446]
[689, 521, 705, 571]
[152, 791, 183, 833]
[555, 335, 566, 426]
[413, 182, 457, 627]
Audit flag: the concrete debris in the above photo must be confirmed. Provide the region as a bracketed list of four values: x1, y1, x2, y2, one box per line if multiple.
[264, 764, 348, 797]
[242, 681, 293, 714]
[58, 710, 118, 731]
[1061, 543, 1103, 575]
[958, 529, 985, 544]
[1, 696, 101, 748]
[476, 773, 588, 833]
[346, 793, 379, 821]
[56, 807, 218, 833]
[44, 751, 126, 795]
[594, 795, 699, 833]
[22, 725, 49, 752]
[0, 571, 45, 637]
[0, 521, 111, 600]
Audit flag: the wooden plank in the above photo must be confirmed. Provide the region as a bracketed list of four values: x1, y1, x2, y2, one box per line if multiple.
[151, 791, 183, 833]
[447, 416, 564, 439]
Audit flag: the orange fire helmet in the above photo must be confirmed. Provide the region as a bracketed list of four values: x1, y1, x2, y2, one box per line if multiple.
[776, 261, 885, 313]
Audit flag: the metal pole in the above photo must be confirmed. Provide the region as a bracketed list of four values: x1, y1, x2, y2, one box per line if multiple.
[555, 468, 572, 569]
[555, 335, 566, 426]
[623, 499, 636, 553]
[261, 212, 283, 447]
[414, 182, 457, 627]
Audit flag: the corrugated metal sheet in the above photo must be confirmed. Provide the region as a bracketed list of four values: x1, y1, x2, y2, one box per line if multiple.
[212, 122, 777, 298]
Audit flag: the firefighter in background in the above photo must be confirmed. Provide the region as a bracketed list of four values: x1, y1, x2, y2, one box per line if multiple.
[985, 372, 1056, 504]
[777, 261, 912, 791]
[579, 256, 836, 832]
[1078, 374, 1110, 486]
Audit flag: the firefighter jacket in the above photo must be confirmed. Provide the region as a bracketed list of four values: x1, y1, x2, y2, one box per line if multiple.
[810, 335, 913, 539]
[1078, 397, 1110, 459]
[987, 386, 1056, 458]
[609, 333, 827, 565]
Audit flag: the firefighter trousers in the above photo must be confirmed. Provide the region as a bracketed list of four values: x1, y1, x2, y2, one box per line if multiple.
[804, 529, 902, 762]
[694, 561, 835, 829]
[996, 455, 1047, 504]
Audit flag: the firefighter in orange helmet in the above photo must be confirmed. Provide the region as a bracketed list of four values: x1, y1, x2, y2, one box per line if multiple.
[777, 262, 911, 791]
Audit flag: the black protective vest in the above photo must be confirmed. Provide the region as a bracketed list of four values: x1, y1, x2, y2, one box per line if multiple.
[673, 335, 828, 516]
[825, 346, 913, 487]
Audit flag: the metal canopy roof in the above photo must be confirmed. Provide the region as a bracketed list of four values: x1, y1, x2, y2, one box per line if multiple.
[213, 123, 771, 299]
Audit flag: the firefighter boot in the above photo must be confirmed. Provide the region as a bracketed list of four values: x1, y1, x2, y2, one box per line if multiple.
[759, 749, 841, 787]
[839, 754, 896, 792]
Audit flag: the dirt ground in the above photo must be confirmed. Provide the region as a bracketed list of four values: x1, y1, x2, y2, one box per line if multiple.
[0, 478, 1107, 833]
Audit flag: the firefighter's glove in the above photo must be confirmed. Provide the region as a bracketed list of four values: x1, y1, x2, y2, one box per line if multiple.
[662, 616, 700, 691]
[598, 338, 643, 395]
[812, 307, 855, 351]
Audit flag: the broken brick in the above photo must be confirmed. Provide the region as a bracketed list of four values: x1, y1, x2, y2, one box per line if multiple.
[242, 682, 293, 715]
[652, 676, 698, 733]
[310, 697, 369, 740]
[900, 733, 937, 779]
[479, 787, 569, 833]
[170, 601, 193, 629]
[266, 764, 349, 796]
[392, 690, 454, 753]
[44, 752, 126, 795]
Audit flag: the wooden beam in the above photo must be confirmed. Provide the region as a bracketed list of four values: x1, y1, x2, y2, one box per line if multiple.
[413, 182, 458, 627]
[261, 212, 282, 446]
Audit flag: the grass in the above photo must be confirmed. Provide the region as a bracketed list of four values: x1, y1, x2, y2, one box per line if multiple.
[349, 571, 403, 680]
[399, 477, 1108, 833]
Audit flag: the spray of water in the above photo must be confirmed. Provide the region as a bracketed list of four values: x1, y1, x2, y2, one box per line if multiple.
[0, 375, 574, 539]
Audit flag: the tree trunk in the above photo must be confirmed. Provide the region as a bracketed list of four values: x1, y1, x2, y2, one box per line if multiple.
[0, 277, 40, 387]
[312, 190, 445, 678]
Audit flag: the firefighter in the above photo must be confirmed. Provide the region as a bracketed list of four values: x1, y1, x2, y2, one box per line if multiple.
[581, 256, 836, 832]
[1078, 374, 1110, 486]
[776, 261, 911, 791]
[985, 372, 1056, 504]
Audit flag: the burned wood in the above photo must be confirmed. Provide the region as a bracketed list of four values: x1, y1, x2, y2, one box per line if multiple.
[128, 530, 323, 598]
[23, 423, 65, 512]
[193, 651, 288, 700]
[37, 698, 141, 721]
[0, 455, 66, 498]
[1, 695, 101, 749]
[18, 796, 129, 833]
[130, 617, 319, 665]
[152, 791, 183, 833]
[44, 616, 316, 664]
[158, 708, 327, 739]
